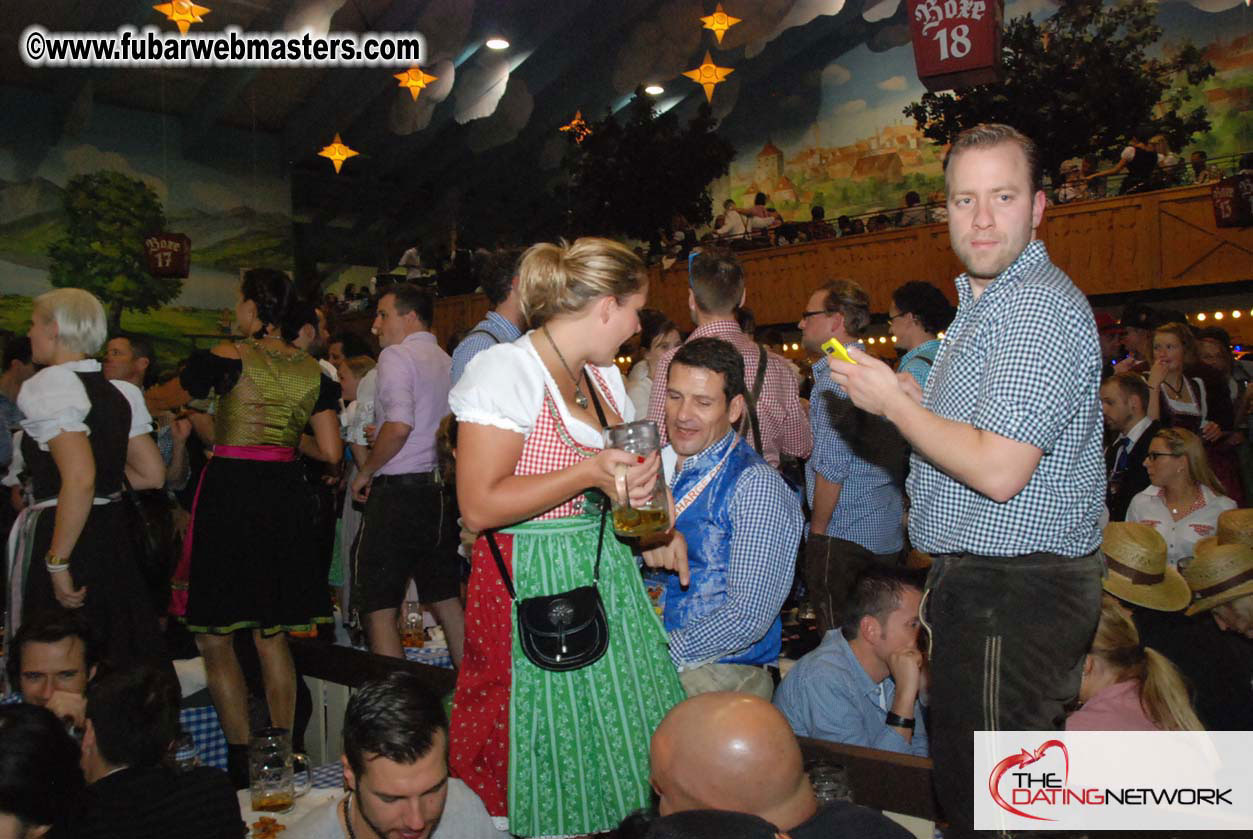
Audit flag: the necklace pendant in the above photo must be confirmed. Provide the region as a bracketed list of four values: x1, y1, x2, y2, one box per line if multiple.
[575, 390, 589, 409]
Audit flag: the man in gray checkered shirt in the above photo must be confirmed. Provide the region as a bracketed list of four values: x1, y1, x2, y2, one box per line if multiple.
[830, 124, 1104, 838]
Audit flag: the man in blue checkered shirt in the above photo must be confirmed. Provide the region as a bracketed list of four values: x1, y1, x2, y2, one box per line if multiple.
[830, 124, 1104, 838]
[798, 279, 905, 636]
[648, 337, 802, 699]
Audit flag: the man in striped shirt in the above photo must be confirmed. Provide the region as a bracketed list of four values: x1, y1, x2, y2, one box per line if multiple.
[829, 124, 1104, 838]
[647, 247, 812, 468]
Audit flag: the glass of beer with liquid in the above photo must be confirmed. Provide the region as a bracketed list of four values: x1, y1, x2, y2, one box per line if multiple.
[603, 420, 669, 537]
[249, 727, 312, 813]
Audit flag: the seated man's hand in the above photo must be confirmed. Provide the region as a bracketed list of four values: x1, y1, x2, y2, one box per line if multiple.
[45, 689, 87, 729]
[887, 647, 924, 701]
[641, 529, 690, 587]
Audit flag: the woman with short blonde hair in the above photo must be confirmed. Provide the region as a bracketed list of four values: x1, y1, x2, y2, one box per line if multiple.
[13, 287, 168, 670]
[32, 288, 109, 356]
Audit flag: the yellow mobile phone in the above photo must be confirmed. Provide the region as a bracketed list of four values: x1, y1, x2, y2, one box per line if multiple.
[821, 337, 856, 365]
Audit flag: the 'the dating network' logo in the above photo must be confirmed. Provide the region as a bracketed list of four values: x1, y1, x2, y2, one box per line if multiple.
[986, 736, 1233, 823]
[988, 740, 1070, 821]
[976, 732, 1253, 831]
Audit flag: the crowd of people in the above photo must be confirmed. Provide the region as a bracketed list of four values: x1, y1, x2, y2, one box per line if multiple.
[3, 121, 1253, 839]
[650, 147, 1253, 264]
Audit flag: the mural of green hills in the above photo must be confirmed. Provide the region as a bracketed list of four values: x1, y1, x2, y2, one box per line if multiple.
[0, 210, 64, 268]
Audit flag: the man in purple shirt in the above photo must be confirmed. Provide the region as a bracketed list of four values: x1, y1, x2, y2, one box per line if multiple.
[350, 285, 463, 666]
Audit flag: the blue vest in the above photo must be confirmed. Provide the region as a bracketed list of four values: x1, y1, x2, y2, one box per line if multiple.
[662, 434, 782, 667]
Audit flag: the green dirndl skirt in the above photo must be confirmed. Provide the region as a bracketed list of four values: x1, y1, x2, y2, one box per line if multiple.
[504, 509, 685, 837]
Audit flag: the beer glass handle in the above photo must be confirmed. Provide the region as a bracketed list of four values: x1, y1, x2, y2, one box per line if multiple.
[613, 462, 630, 508]
[292, 753, 312, 798]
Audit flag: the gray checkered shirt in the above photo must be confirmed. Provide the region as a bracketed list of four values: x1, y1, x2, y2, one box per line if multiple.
[906, 240, 1104, 557]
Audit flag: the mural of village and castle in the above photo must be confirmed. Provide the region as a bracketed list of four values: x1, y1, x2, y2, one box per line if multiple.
[710, 0, 1253, 222]
[721, 120, 942, 221]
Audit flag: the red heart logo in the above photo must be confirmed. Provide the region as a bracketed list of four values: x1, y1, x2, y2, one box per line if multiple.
[988, 739, 1069, 821]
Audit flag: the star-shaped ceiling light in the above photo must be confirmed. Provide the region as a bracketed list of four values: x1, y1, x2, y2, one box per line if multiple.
[700, 4, 741, 45]
[318, 134, 359, 174]
[683, 51, 734, 103]
[559, 110, 592, 144]
[153, 1, 210, 35]
[394, 67, 439, 100]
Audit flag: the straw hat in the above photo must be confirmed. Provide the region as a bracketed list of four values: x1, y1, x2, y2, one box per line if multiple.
[1183, 533, 1253, 616]
[1216, 508, 1253, 549]
[1101, 522, 1190, 612]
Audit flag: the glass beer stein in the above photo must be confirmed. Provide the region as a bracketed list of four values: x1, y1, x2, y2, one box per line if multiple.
[249, 727, 312, 813]
[603, 420, 670, 538]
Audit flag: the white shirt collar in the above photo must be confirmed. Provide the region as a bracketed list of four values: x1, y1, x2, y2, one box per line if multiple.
[1121, 415, 1153, 448]
[59, 359, 102, 373]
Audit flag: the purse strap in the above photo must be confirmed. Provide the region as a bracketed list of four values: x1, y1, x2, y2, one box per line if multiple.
[486, 364, 613, 600]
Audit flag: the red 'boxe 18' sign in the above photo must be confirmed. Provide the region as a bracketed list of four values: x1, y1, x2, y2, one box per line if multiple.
[908, 0, 1004, 92]
[144, 232, 191, 278]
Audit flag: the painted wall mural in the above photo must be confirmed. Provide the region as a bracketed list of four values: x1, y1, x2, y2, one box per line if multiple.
[0, 90, 291, 362]
[709, 0, 1253, 222]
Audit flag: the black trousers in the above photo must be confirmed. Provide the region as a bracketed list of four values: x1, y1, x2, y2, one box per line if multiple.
[923, 550, 1102, 838]
[803, 533, 902, 635]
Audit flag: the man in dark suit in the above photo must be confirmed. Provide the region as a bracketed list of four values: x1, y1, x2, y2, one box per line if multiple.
[1101, 373, 1159, 521]
[76, 666, 245, 839]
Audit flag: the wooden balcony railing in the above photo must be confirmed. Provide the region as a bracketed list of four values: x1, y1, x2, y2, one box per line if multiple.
[335, 183, 1251, 349]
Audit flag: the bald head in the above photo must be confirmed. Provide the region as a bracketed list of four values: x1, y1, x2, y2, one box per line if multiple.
[650, 693, 816, 829]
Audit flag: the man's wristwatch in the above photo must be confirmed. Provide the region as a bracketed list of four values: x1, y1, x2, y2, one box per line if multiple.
[885, 711, 915, 730]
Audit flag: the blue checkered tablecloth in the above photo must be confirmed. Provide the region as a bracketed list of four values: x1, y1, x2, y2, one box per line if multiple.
[403, 645, 451, 668]
[181, 704, 229, 771]
[312, 761, 344, 789]
[1, 692, 228, 771]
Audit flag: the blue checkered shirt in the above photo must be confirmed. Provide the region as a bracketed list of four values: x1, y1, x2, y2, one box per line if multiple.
[450, 311, 521, 386]
[806, 351, 905, 554]
[907, 241, 1104, 557]
[663, 431, 803, 667]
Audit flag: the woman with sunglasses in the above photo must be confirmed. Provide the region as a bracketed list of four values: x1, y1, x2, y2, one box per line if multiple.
[1126, 428, 1236, 569]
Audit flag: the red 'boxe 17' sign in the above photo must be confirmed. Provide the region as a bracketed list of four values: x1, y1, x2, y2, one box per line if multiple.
[908, 0, 1004, 92]
[144, 232, 191, 278]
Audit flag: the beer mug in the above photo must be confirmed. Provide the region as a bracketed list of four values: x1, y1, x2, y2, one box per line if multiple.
[249, 727, 312, 813]
[603, 421, 669, 537]
[400, 600, 424, 648]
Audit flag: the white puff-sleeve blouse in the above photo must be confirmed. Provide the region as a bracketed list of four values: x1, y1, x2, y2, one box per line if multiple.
[17, 359, 154, 450]
[449, 332, 632, 450]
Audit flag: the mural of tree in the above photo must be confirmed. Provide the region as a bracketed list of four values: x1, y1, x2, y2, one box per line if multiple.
[903, 0, 1215, 183]
[47, 171, 180, 332]
[562, 90, 736, 241]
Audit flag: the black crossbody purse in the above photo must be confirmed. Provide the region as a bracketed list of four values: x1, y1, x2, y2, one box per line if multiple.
[485, 379, 612, 672]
